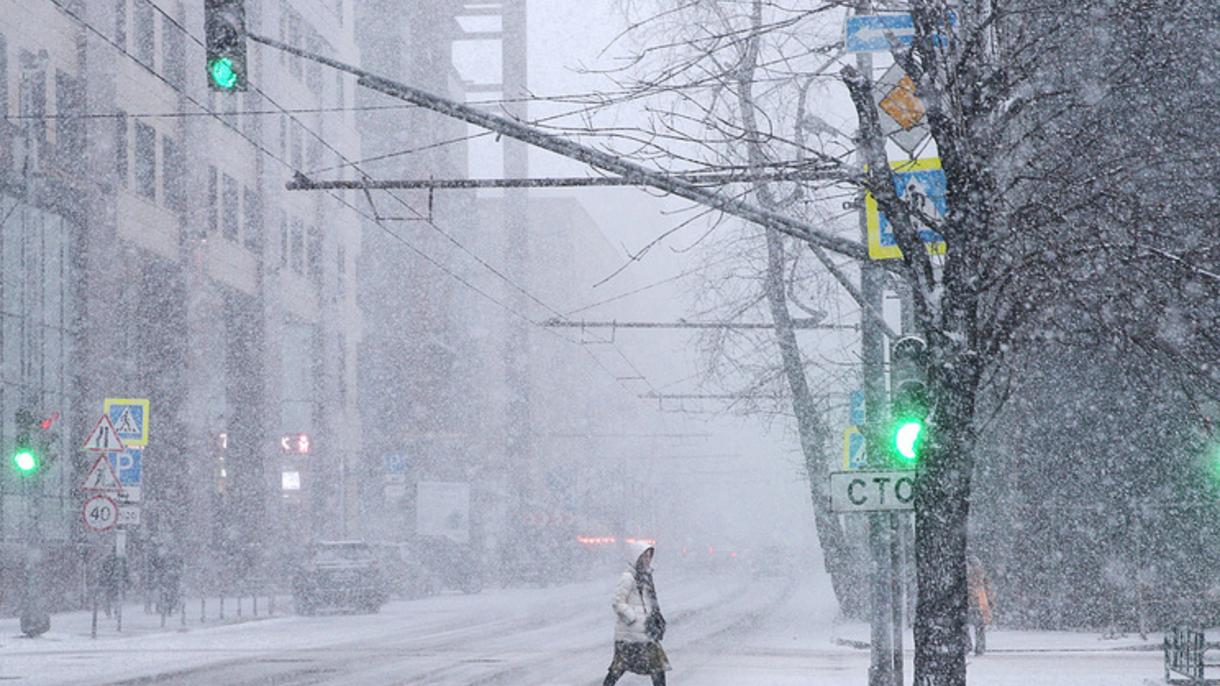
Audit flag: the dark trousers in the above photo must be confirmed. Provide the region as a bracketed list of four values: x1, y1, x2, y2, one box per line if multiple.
[603, 668, 665, 686]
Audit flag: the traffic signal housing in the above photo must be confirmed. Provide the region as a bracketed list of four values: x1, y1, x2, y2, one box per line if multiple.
[12, 409, 39, 476]
[205, 0, 247, 92]
[890, 336, 929, 464]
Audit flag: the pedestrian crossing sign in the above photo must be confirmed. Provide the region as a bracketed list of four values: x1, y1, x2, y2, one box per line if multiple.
[103, 398, 150, 447]
[865, 157, 948, 260]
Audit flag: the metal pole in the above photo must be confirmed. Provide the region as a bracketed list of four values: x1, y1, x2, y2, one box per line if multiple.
[891, 512, 905, 683]
[540, 318, 852, 331]
[862, 200, 895, 686]
[285, 169, 843, 190]
[243, 32, 867, 261]
[855, 14, 895, 684]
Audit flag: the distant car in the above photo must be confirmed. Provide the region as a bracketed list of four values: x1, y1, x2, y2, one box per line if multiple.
[293, 541, 388, 615]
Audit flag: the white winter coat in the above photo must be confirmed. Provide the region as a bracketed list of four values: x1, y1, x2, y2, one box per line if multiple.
[612, 544, 656, 642]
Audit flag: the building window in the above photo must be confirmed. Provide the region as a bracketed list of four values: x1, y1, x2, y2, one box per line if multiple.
[55, 71, 84, 153]
[133, 0, 155, 69]
[243, 187, 262, 251]
[163, 15, 185, 87]
[114, 110, 128, 185]
[0, 35, 8, 119]
[336, 333, 347, 403]
[18, 52, 47, 145]
[307, 225, 322, 282]
[207, 165, 217, 232]
[222, 174, 239, 240]
[336, 245, 345, 295]
[290, 220, 304, 273]
[280, 215, 288, 267]
[133, 121, 156, 200]
[114, 0, 127, 51]
[289, 125, 302, 170]
[162, 136, 184, 213]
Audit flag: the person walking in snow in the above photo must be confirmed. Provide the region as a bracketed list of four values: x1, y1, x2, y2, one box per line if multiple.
[966, 554, 993, 655]
[602, 543, 670, 685]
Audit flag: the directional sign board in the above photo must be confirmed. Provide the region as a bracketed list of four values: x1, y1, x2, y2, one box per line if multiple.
[82, 494, 119, 533]
[417, 481, 471, 544]
[82, 455, 123, 492]
[830, 470, 915, 512]
[104, 398, 149, 447]
[849, 390, 866, 426]
[83, 414, 126, 453]
[873, 63, 930, 155]
[845, 12, 957, 53]
[866, 157, 948, 260]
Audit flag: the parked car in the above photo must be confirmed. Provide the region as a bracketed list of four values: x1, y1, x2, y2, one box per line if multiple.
[293, 541, 388, 615]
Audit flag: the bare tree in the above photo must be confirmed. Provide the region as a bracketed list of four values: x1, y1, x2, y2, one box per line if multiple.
[545, 1, 1220, 684]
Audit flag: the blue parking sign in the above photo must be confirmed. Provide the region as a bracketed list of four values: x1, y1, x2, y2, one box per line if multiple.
[383, 452, 409, 474]
[107, 448, 142, 486]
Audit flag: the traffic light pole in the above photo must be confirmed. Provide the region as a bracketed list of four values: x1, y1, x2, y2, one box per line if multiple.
[855, 13, 902, 682]
[860, 178, 896, 686]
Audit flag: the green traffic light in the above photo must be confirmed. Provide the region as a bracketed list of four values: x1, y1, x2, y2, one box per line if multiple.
[894, 421, 923, 462]
[13, 449, 37, 474]
[208, 57, 239, 90]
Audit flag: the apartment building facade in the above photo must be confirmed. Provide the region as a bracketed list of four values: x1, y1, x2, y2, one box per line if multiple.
[0, 0, 364, 605]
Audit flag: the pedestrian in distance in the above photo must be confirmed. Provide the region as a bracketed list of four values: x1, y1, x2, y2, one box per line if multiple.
[100, 553, 127, 618]
[602, 542, 670, 686]
[965, 554, 993, 655]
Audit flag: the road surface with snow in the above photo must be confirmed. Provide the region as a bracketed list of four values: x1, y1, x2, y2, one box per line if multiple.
[0, 569, 1166, 685]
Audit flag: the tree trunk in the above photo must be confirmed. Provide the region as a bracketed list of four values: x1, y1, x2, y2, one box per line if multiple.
[734, 0, 863, 616]
[912, 259, 984, 685]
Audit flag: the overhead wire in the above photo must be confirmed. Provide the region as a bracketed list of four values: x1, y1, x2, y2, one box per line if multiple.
[46, 0, 538, 330]
[145, 0, 671, 401]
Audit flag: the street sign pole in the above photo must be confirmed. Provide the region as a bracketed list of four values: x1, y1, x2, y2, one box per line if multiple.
[854, 9, 899, 681]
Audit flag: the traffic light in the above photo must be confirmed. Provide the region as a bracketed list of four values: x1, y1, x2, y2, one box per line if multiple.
[12, 409, 39, 476]
[205, 0, 247, 92]
[890, 336, 929, 464]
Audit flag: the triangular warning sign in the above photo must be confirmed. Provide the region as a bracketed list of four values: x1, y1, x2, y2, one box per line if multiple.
[114, 408, 140, 435]
[82, 415, 126, 452]
[82, 455, 122, 492]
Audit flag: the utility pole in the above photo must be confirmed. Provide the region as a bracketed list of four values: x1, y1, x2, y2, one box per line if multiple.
[502, 0, 533, 547]
[854, 8, 897, 682]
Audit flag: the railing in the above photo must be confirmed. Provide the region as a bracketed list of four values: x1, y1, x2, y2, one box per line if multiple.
[1165, 626, 1220, 685]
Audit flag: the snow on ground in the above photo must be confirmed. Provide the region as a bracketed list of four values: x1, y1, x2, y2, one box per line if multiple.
[0, 568, 1167, 685]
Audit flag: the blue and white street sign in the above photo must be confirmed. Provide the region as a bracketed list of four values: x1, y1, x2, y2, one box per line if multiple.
[849, 390, 866, 426]
[866, 158, 948, 260]
[104, 398, 150, 446]
[843, 426, 866, 470]
[383, 452, 409, 474]
[108, 448, 142, 486]
[845, 13, 956, 53]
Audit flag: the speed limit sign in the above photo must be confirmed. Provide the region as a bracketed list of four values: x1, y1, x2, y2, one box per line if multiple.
[82, 494, 119, 533]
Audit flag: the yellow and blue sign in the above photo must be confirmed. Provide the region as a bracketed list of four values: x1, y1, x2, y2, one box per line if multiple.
[865, 157, 948, 260]
[843, 425, 866, 469]
[103, 398, 150, 447]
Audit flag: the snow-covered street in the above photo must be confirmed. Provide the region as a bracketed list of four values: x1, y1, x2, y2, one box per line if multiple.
[0, 569, 1164, 685]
